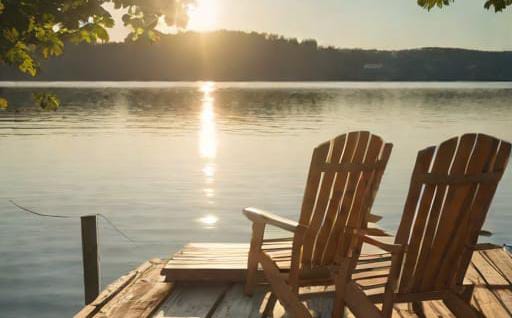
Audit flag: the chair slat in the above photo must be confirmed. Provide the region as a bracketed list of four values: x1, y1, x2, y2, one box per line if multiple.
[311, 135, 351, 265]
[311, 131, 360, 265]
[302, 134, 347, 266]
[418, 133, 477, 290]
[417, 170, 503, 185]
[410, 143, 459, 292]
[401, 137, 458, 292]
[394, 147, 436, 249]
[316, 135, 384, 265]
[435, 134, 500, 288]
[321, 131, 370, 265]
[338, 135, 385, 261]
[298, 142, 330, 226]
[453, 140, 511, 286]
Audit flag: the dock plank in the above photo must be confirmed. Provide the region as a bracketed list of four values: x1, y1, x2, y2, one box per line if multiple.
[481, 248, 512, 284]
[95, 260, 173, 318]
[210, 284, 266, 318]
[467, 269, 511, 317]
[74, 259, 171, 318]
[152, 283, 230, 318]
[163, 239, 393, 282]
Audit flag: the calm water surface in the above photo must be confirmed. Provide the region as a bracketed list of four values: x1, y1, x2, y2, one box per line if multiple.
[0, 82, 511, 317]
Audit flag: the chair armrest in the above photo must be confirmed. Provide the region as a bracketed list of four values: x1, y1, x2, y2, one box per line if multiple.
[243, 207, 299, 232]
[366, 227, 391, 237]
[363, 235, 404, 254]
[368, 213, 383, 223]
[473, 242, 501, 250]
[479, 229, 492, 237]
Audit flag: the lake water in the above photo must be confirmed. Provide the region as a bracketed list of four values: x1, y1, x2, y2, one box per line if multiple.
[0, 82, 511, 317]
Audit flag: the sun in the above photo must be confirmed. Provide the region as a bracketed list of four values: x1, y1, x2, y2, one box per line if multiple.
[187, 0, 218, 31]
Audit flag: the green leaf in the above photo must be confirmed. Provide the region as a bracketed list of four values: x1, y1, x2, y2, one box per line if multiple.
[3, 28, 19, 42]
[0, 97, 8, 110]
[147, 30, 160, 42]
[19, 57, 37, 77]
[33, 93, 60, 111]
[94, 25, 109, 42]
[81, 29, 91, 43]
[122, 14, 131, 26]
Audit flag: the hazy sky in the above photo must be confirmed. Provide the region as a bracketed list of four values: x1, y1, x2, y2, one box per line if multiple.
[107, 0, 512, 50]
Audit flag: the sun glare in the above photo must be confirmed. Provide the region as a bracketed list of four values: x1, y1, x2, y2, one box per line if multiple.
[199, 82, 217, 159]
[187, 0, 217, 31]
[198, 214, 218, 226]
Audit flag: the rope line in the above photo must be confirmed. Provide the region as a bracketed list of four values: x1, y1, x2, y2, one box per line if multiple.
[8, 200, 169, 245]
[9, 200, 74, 218]
[97, 213, 136, 244]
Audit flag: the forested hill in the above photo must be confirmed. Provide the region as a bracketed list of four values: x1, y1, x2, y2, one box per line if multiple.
[1, 30, 512, 81]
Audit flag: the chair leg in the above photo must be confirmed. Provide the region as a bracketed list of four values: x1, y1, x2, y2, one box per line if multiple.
[443, 291, 480, 318]
[332, 258, 352, 318]
[460, 284, 475, 303]
[332, 275, 347, 317]
[382, 247, 404, 318]
[245, 222, 265, 296]
[411, 301, 426, 318]
[245, 252, 259, 296]
[259, 251, 312, 318]
[332, 291, 346, 318]
[342, 282, 382, 318]
[262, 292, 277, 318]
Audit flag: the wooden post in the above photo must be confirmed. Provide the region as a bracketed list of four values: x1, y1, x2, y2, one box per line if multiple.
[81, 214, 100, 305]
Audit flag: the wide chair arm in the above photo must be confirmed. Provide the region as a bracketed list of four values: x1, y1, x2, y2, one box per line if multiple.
[367, 213, 383, 223]
[243, 207, 299, 232]
[366, 227, 392, 237]
[363, 235, 405, 254]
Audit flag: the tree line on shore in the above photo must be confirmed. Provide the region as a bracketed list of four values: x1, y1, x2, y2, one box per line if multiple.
[1, 30, 511, 81]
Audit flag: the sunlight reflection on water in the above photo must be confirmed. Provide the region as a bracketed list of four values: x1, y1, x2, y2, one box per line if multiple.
[198, 82, 218, 228]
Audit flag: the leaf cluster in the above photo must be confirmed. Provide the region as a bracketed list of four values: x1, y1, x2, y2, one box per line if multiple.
[418, 0, 511, 12]
[0, 0, 192, 109]
[33, 92, 60, 111]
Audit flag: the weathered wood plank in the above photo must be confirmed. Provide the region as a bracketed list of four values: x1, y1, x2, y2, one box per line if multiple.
[152, 283, 230, 318]
[472, 251, 509, 285]
[95, 259, 173, 318]
[163, 240, 391, 282]
[481, 248, 512, 284]
[471, 251, 512, 315]
[211, 284, 266, 318]
[465, 264, 511, 317]
[74, 259, 163, 318]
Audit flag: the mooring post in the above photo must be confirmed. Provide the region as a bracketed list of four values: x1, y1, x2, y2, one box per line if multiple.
[81, 214, 100, 305]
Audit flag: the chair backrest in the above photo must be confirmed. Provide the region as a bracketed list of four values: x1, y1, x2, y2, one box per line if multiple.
[395, 133, 511, 293]
[297, 131, 392, 269]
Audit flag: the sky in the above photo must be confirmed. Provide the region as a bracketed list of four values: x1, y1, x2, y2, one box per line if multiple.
[107, 0, 512, 51]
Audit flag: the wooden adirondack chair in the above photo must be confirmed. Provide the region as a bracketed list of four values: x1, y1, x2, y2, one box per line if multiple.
[335, 133, 511, 318]
[243, 131, 393, 317]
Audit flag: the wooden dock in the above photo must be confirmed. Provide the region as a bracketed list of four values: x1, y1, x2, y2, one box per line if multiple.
[75, 244, 512, 318]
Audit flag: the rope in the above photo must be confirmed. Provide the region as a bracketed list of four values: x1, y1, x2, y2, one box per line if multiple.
[97, 213, 136, 243]
[9, 200, 74, 218]
[8, 200, 167, 245]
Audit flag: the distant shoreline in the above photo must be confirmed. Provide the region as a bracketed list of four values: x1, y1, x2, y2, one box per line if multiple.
[1, 31, 511, 82]
[1, 81, 511, 89]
